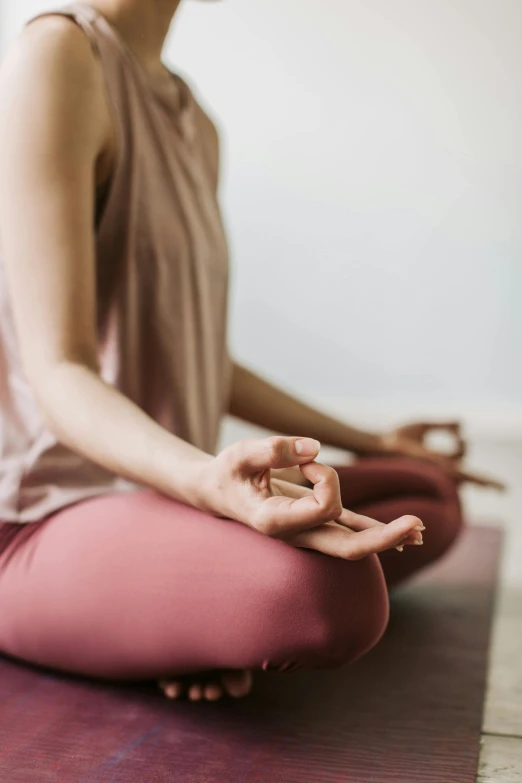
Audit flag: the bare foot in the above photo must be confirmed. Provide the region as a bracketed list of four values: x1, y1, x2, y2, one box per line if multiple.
[158, 669, 252, 702]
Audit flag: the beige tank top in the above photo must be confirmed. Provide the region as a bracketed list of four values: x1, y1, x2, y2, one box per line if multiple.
[0, 3, 231, 523]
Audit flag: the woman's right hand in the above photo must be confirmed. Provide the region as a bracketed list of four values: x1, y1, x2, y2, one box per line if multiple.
[193, 436, 424, 560]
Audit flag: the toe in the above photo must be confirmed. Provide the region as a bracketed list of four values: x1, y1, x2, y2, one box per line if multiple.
[158, 680, 183, 700]
[188, 684, 203, 701]
[204, 683, 223, 701]
[166, 682, 183, 699]
[221, 670, 253, 698]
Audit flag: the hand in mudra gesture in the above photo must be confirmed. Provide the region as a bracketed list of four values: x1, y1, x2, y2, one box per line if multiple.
[380, 421, 505, 491]
[195, 436, 424, 559]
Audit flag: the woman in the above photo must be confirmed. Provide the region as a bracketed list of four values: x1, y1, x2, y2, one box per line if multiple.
[0, 0, 502, 702]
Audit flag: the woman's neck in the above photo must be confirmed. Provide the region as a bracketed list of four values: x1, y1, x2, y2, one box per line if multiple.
[91, 0, 182, 75]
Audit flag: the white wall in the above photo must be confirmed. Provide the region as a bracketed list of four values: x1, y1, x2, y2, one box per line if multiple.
[3, 1, 522, 432]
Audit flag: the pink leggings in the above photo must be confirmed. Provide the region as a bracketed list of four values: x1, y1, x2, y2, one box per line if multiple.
[0, 458, 462, 680]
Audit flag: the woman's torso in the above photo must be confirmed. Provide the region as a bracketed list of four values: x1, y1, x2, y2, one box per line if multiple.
[0, 2, 231, 523]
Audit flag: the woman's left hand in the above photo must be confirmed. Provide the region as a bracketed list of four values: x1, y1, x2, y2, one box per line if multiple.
[378, 420, 506, 491]
[387, 420, 466, 460]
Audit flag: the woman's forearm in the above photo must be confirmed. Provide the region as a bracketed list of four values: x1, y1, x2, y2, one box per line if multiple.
[229, 363, 383, 456]
[36, 361, 210, 505]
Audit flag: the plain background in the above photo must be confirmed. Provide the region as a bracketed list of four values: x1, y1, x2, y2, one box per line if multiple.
[1, 0, 521, 439]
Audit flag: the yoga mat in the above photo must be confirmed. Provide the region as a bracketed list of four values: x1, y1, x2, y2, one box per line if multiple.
[0, 526, 501, 783]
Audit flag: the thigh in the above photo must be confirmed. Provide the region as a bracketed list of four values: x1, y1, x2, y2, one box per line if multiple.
[0, 490, 388, 679]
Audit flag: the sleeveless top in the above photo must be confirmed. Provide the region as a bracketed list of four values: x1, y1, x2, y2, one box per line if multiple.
[0, 2, 231, 523]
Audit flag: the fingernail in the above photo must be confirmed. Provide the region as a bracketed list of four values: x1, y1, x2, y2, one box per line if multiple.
[396, 546, 404, 552]
[413, 540, 423, 546]
[295, 438, 321, 456]
[414, 526, 426, 532]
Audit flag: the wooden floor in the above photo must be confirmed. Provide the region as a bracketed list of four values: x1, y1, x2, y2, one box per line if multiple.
[463, 439, 522, 782]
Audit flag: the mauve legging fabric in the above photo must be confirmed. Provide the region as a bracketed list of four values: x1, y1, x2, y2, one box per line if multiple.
[0, 458, 462, 680]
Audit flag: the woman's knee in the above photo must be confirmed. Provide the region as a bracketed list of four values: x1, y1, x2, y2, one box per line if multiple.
[315, 554, 389, 667]
[417, 464, 464, 552]
[263, 548, 389, 671]
[420, 461, 462, 508]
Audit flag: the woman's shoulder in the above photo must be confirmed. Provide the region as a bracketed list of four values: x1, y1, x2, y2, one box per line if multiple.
[0, 14, 103, 112]
[0, 15, 111, 159]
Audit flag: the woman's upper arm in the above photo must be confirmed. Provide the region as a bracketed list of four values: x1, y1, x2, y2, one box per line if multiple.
[0, 17, 110, 390]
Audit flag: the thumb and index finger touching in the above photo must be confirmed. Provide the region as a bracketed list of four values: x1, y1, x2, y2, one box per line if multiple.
[232, 436, 425, 541]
